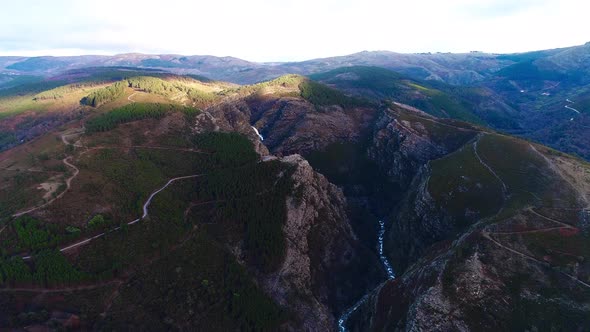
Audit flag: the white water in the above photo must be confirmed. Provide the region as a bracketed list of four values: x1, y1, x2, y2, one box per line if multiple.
[252, 126, 264, 141]
[338, 220, 396, 332]
[378, 220, 396, 279]
[565, 105, 581, 114]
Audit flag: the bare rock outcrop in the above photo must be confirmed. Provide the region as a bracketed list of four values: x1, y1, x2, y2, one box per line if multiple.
[260, 154, 381, 331]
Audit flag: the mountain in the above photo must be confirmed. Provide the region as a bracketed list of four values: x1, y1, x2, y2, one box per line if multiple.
[4, 43, 588, 160]
[0, 52, 589, 331]
[1, 43, 587, 87]
[347, 107, 590, 331]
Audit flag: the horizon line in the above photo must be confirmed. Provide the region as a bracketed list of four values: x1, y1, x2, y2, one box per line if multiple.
[0, 41, 588, 64]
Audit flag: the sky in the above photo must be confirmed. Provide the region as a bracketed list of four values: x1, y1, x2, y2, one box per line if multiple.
[0, 0, 588, 62]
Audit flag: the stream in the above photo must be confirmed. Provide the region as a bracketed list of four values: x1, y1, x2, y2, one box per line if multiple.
[337, 219, 396, 331]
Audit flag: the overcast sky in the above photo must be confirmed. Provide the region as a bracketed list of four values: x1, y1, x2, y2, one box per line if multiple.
[0, 0, 588, 62]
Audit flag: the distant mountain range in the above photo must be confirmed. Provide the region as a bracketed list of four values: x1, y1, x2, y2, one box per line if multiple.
[1, 43, 590, 160]
[1, 42, 588, 85]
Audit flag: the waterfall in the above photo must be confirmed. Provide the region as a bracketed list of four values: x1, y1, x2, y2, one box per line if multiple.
[252, 126, 264, 141]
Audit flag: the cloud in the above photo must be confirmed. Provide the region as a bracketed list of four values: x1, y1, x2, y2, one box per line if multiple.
[0, 0, 588, 61]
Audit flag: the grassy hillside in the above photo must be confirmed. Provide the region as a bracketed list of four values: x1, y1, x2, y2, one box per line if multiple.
[311, 66, 489, 124]
[0, 70, 233, 153]
[0, 129, 295, 329]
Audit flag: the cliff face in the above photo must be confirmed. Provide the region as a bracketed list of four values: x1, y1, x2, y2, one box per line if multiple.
[367, 105, 477, 189]
[365, 106, 478, 270]
[252, 154, 382, 331]
[188, 85, 386, 330]
[195, 98, 383, 330]
[246, 96, 376, 156]
[190, 84, 590, 332]
[385, 166, 456, 271]
[351, 122, 590, 331]
[193, 101, 269, 156]
[353, 220, 590, 331]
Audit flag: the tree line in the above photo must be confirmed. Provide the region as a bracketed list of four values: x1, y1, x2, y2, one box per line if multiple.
[82, 81, 126, 107]
[85, 103, 199, 133]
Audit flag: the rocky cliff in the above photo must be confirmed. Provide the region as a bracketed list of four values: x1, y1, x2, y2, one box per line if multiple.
[348, 119, 590, 331]
[254, 154, 381, 330]
[195, 101, 384, 330]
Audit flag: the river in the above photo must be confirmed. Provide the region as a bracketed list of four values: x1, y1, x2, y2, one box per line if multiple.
[338, 219, 396, 331]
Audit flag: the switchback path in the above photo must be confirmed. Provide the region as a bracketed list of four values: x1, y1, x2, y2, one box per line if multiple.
[484, 207, 588, 289]
[128, 92, 138, 103]
[12, 129, 208, 217]
[12, 155, 79, 218]
[22, 174, 204, 260]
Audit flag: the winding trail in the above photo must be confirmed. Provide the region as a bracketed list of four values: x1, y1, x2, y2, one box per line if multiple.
[565, 99, 581, 114]
[12, 128, 208, 218]
[12, 155, 79, 218]
[565, 105, 581, 114]
[338, 219, 395, 332]
[470, 136, 589, 288]
[22, 174, 203, 260]
[141, 175, 202, 219]
[473, 135, 508, 197]
[472, 135, 510, 219]
[483, 228, 590, 289]
[12, 131, 82, 217]
[483, 206, 587, 288]
[11, 127, 208, 258]
[128, 92, 138, 103]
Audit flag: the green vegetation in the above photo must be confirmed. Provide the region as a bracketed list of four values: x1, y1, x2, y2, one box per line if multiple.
[310, 66, 409, 101]
[233, 74, 303, 96]
[88, 214, 109, 230]
[519, 230, 590, 271]
[33, 83, 95, 100]
[394, 106, 478, 149]
[477, 135, 580, 215]
[85, 103, 199, 133]
[0, 131, 17, 149]
[498, 60, 567, 81]
[53, 132, 292, 328]
[12, 216, 77, 252]
[90, 229, 286, 330]
[429, 143, 503, 227]
[78, 148, 203, 220]
[310, 66, 486, 123]
[193, 132, 258, 167]
[0, 172, 48, 221]
[194, 159, 293, 270]
[82, 81, 126, 107]
[299, 80, 369, 108]
[32, 249, 88, 286]
[0, 249, 86, 287]
[127, 76, 220, 106]
[0, 74, 44, 90]
[0, 256, 32, 285]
